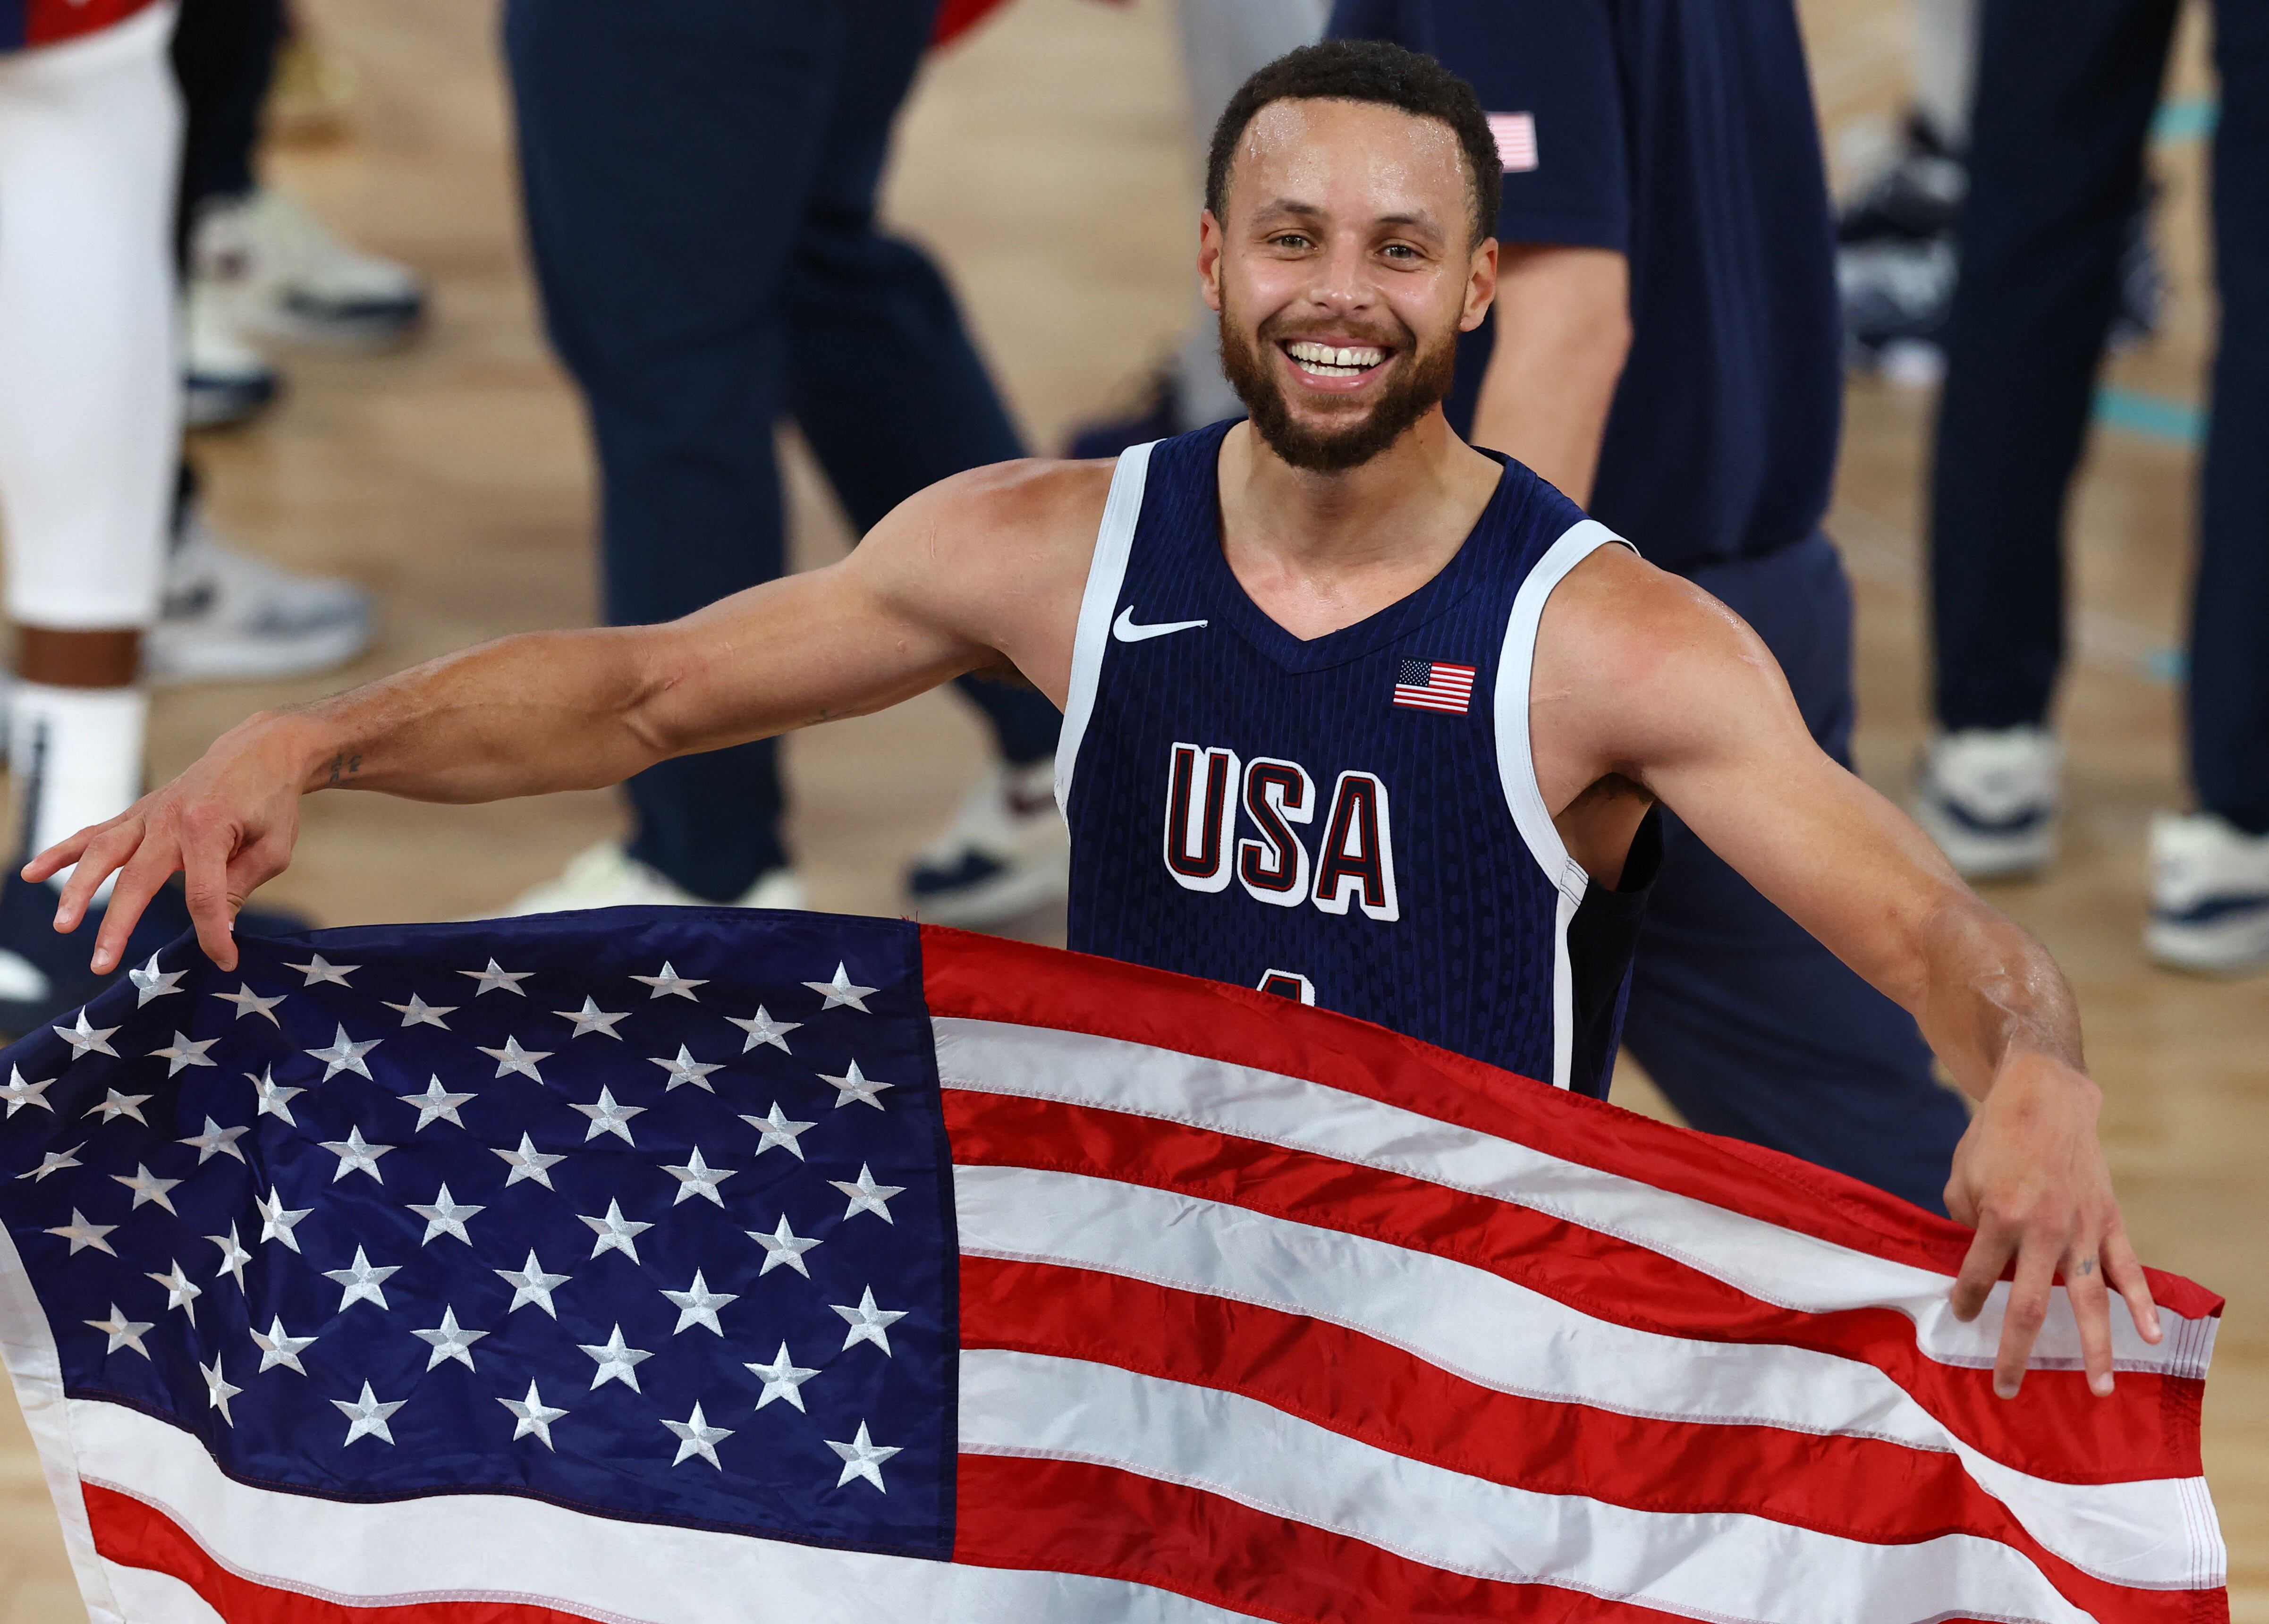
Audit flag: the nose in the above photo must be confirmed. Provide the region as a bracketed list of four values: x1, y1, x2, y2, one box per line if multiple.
[1305, 230, 1379, 317]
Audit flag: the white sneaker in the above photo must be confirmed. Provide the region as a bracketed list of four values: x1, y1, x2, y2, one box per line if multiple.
[144, 512, 376, 685]
[233, 187, 425, 348]
[487, 842, 808, 919]
[2147, 812, 2269, 973]
[906, 760, 1070, 926]
[1913, 726, 2062, 879]
[182, 215, 281, 429]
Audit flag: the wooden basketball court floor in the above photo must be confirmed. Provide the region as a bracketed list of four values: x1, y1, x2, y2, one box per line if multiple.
[0, 0, 2261, 1613]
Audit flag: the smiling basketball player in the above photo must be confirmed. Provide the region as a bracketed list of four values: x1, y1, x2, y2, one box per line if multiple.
[28, 42, 2159, 1399]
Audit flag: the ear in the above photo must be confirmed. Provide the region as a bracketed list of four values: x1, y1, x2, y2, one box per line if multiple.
[1199, 209, 1226, 314]
[1460, 237, 1500, 333]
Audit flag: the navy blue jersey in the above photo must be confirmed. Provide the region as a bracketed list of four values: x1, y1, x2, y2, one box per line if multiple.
[1056, 424, 1658, 1096]
[1329, 0, 1844, 571]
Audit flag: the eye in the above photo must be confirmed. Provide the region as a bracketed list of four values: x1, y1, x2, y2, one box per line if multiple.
[1380, 243, 1422, 261]
[1268, 232, 1313, 250]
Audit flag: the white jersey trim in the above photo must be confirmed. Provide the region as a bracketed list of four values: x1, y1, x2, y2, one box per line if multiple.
[1055, 440, 1159, 820]
[1491, 517, 1635, 1090]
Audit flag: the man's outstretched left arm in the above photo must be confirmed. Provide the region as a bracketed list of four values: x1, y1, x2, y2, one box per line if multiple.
[1532, 545, 2162, 1398]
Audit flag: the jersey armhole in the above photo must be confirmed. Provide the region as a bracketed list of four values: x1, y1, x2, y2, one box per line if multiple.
[1053, 440, 1157, 820]
[1492, 517, 1637, 1089]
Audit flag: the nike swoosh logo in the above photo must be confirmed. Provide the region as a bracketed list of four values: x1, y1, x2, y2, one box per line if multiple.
[1113, 607, 1210, 643]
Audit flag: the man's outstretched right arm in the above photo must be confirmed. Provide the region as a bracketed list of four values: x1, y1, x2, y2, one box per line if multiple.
[26, 460, 1106, 975]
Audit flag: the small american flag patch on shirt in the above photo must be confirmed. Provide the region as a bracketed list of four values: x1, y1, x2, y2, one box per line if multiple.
[1393, 660, 1478, 714]
[1489, 111, 1538, 173]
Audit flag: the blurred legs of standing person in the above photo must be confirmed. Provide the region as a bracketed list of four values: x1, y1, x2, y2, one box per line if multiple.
[1925, 0, 2269, 970]
[1065, 0, 1327, 457]
[501, 0, 1065, 923]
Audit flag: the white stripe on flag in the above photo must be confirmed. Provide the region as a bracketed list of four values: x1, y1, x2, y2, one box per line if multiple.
[932, 1018, 2207, 1377]
[958, 1350, 2098, 1624]
[63, 1401, 1267, 1624]
[951, 1160, 2203, 1588]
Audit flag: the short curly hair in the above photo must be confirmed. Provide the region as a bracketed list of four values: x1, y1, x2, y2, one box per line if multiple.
[1205, 39, 1503, 245]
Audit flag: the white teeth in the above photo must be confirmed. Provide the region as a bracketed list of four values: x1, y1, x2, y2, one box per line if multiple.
[1286, 340, 1385, 376]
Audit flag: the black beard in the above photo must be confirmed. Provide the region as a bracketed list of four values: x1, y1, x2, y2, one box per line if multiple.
[1218, 308, 1458, 473]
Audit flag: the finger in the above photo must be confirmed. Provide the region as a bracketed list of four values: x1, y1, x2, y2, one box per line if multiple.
[21, 825, 99, 885]
[2065, 1249, 2115, 1397]
[51, 825, 142, 931]
[181, 829, 240, 973]
[1995, 1244, 2059, 1399]
[2103, 1229, 2162, 1346]
[88, 846, 182, 975]
[1949, 1221, 2015, 1323]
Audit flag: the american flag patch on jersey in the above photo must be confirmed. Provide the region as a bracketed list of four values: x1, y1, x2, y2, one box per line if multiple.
[1489, 111, 1539, 173]
[1392, 659, 1477, 714]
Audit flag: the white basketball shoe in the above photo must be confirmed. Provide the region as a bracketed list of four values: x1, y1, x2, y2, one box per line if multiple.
[488, 842, 808, 919]
[1913, 726, 2062, 879]
[2147, 812, 2269, 973]
[906, 760, 1070, 926]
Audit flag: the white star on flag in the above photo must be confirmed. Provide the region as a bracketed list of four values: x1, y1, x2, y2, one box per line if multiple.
[207, 1223, 251, 1290]
[749, 1214, 821, 1277]
[254, 1189, 313, 1251]
[578, 1324, 652, 1393]
[85, 1304, 153, 1358]
[829, 1162, 905, 1224]
[498, 1380, 566, 1448]
[825, 1421, 900, 1493]
[150, 1031, 220, 1076]
[409, 1183, 484, 1246]
[128, 954, 187, 1006]
[306, 1024, 381, 1082]
[145, 1261, 202, 1322]
[727, 1006, 800, 1054]
[333, 1381, 405, 1446]
[556, 997, 628, 1040]
[630, 962, 706, 1001]
[579, 1199, 652, 1264]
[249, 1067, 303, 1125]
[0, 1067, 53, 1117]
[322, 1246, 400, 1311]
[251, 1315, 318, 1375]
[804, 962, 877, 1012]
[831, 1286, 907, 1355]
[89, 1088, 151, 1125]
[382, 993, 456, 1030]
[53, 1010, 119, 1060]
[493, 1133, 564, 1189]
[746, 1344, 819, 1413]
[287, 954, 357, 987]
[648, 1044, 722, 1092]
[496, 1251, 570, 1318]
[214, 982, 285, 1025]
[45, 1210, 116, 1256]
[570, 1086, 644, 1146]
[413, 1307, 488, 1371]
[460, 958, 534, 997]
[26, 1145, 81, 1180]
[320, 1125, 393, 1183]
[661, 1270, 738, 1336]
[663, 1147, 736, 1206]
[821, 1059, 893, 1111]
[201, 1358, 241, 1426]
[111, 1162, 181, 1213]
[477, 1037, 552, 1083]
[742, 1101, 816, 1159]
[662, 1402, 733, 1470]
[179, 1116, 249, 1164]
[398, 1075, 475, 1131]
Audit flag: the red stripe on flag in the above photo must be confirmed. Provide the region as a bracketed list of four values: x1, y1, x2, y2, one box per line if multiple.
[942, 1085, 2198, 1483]
[956, 1453, 1700, 1624]
[84, 1484, 593, 1624]
[918, 927, 2224, 1324]
[959, 1257, 2196, 1624]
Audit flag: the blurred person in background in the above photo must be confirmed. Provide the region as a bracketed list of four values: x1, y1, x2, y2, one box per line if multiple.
[0, 0, 299, 1033]
[498, 0, 1070, 927]
[1916, 0, 2269, 973]
[1329, 0, 1973, 1210]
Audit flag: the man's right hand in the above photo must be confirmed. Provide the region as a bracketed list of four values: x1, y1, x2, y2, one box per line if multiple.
[23, 710, 317, 976]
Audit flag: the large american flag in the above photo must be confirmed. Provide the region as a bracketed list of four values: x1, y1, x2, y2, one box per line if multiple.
[0, 909, 2226, 1623]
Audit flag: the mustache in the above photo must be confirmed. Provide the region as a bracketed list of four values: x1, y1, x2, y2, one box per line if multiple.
[1255, 312, 1411, 353]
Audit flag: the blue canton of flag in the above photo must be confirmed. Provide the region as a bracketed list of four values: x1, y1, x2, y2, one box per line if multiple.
[0, 909, 955, 1560]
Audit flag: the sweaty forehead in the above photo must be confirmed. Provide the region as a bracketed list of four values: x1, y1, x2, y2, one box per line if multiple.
[1228, 98, 1471, 229]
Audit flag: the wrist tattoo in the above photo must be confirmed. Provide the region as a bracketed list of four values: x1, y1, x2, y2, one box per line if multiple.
[325, 752, 363, 787]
